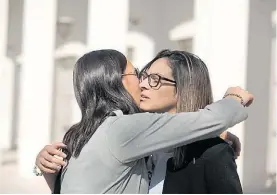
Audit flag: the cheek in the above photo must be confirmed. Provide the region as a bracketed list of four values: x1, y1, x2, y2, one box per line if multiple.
[123, 77, 139, 90]
[158, 90, 177, 106]
[140, 88, 177, 111]
[131, 77, 140, 94]
[158, 87, 176, 99]
[129, 77, 141, 99]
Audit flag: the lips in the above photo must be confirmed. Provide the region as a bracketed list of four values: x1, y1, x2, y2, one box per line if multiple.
[140, 93, 149, 101]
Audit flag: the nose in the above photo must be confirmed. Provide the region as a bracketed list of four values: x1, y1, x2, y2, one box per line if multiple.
[139, 76, 150, 90]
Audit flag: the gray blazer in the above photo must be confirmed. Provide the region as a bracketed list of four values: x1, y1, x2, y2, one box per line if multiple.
[60, 98, 247, 194]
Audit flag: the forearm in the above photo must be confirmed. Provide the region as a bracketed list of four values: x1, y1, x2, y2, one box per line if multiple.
[43, 172, 58, 193]
[108, 98, 247, 162]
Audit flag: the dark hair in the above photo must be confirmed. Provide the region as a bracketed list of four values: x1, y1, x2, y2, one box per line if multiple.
[63, 49, 140, 158]
[141, 49, 213, 169]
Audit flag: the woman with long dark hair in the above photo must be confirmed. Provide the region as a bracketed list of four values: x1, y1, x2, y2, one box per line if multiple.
[35, 49, 252, 193]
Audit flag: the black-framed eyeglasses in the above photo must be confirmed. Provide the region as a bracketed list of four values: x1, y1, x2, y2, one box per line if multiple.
[139, 71, 176, 89]
[122, 68, 139, 78]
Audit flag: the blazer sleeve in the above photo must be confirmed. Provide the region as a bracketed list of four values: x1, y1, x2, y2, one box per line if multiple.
[106, 98, 247, 163]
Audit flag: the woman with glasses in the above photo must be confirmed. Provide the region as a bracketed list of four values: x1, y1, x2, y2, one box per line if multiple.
[138, 50, 243, 194]
[34, 49, 253, 193]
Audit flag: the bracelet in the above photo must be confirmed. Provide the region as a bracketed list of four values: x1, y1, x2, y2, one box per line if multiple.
[33, 165, 43, 176]
[223, 93, 244, 105]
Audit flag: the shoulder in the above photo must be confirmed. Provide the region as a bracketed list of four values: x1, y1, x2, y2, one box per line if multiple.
[200, 138, 235, 164]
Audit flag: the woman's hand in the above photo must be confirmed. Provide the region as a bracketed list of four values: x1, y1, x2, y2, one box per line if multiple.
[224, 86, 254, 107]
[220, 131, 241, 159]
[35, 142, 67, 174]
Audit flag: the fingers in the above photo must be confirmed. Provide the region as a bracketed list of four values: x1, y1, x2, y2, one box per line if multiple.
[35, 143, 68, 175]
[227, 140, 239, 159]
[234, 138, 241, 157]
[36, 152, 67, 174]
[43, 152, 67, 167]
[40, 157, 61, 170]
[231, 138, 241, 159]
[44, 145, 67, 158]
[223, 131, 241, 159]
[227, 140, 233, 145]
[52, 142, 67, 149]
[37, 165, 56, 174]
[245, 97, 254, 107]
[36, 159, 57, 174]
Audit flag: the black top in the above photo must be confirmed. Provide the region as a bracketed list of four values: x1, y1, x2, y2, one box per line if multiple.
[162, 137, 243, 194]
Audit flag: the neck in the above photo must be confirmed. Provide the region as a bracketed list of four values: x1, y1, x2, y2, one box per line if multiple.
[167, 107, 177, 114]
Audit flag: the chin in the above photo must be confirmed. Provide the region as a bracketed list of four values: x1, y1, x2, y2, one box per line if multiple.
[139, 102, 151, 112]
[140, 103, 160, 113]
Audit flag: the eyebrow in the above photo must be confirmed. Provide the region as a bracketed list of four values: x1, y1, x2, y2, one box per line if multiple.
[147, 71, 172, 79]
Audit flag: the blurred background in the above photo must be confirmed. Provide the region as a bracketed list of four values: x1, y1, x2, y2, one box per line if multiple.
[0, 0, 276, 193]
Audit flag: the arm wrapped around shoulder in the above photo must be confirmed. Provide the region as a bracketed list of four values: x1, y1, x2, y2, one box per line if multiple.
[106, 98, 248, 163]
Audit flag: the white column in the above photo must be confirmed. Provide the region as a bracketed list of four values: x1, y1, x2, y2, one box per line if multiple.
[194, 0, 250, 185]
[0, 0, 9, 57]
[87, 0, 129, 53]
[17, 0, 57, 177]
[0, 0, 15, 151]
[241, 1, 273, 192]
[266, 10, 276, 188]
[0, 0, 9, 189]
[195, 0, 275, 192]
